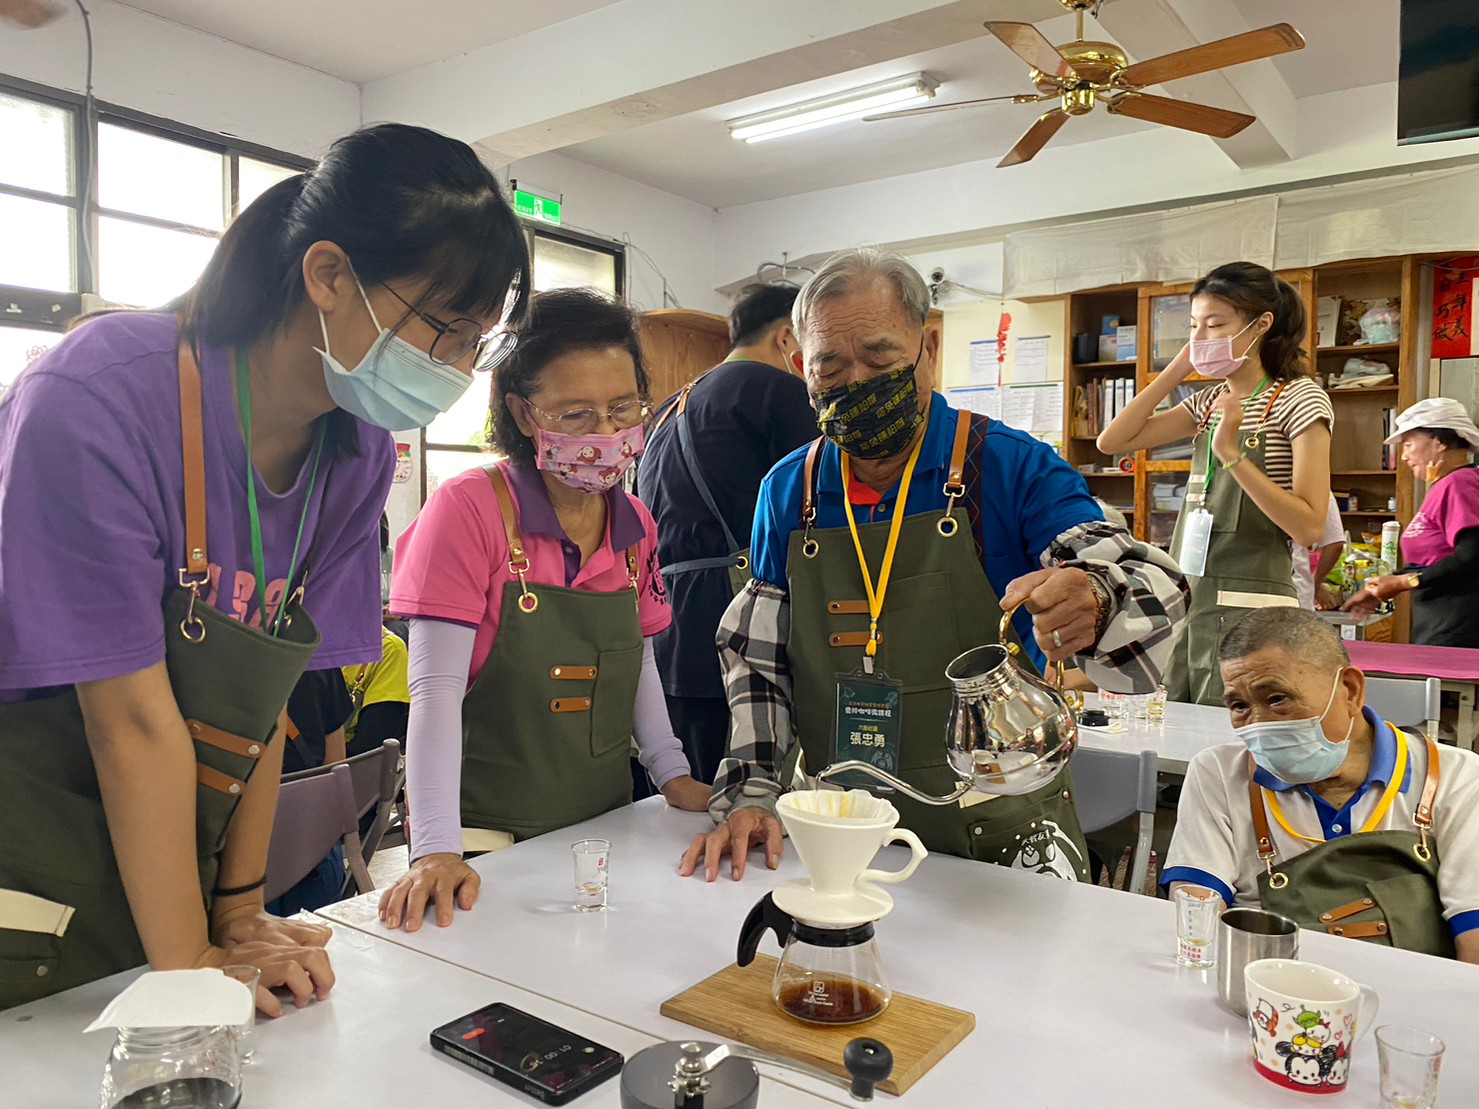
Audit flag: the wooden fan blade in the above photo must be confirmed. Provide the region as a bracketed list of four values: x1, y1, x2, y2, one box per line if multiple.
[864, 95, 1046, 122]
[998, 109, 1069, 168]
[984, 22, 1076, 80]
[1107, 93, 1255, 139]
[1119, 23, 1305, 88]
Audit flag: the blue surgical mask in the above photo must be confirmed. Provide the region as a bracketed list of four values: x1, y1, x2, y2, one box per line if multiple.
[1235, 670, 1354, 785]
[316, 281, 472, 432]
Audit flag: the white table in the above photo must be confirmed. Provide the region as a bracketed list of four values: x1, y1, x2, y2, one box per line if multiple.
[0, 913, 835, 1108]
[1076, 692, 1234, 773]
[319, 801, 1479, 1108]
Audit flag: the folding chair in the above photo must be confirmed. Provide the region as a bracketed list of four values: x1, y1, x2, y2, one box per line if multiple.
[265, 763, 373, 904]
[1072, 748, 1158, 895]
[1363, 675, 1441, 738]
[282, 739, 403, 871]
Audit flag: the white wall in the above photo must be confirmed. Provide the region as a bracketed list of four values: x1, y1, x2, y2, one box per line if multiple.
[711, 81, 1479, 291]
[503, 152, 724, 315]
[0, 0, 360, 158]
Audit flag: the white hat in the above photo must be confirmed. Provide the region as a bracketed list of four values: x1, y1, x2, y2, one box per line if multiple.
[1384, 397, 1479, 448]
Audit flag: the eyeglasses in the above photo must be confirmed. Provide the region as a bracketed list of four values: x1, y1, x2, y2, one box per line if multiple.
[523, 397, 650, 436]
[379, 282, 517, 371]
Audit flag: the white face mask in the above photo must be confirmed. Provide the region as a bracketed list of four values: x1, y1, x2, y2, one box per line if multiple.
[1234, 669, 1354, 785]
[316, 281, 472, 432]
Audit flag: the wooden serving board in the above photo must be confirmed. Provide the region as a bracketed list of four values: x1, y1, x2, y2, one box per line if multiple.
[659, 956, 974, 1096]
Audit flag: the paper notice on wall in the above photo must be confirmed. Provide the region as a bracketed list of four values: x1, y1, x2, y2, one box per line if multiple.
[968, 340, 1000, 385]
[946, 386, 1001, 419]
[995, 382, 1064, 452]
[1013, 335, 1051, 383]
[1001, 385, 1038, 429]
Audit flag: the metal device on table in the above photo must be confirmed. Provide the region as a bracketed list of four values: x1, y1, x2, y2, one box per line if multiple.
[620, 1037, 892, 1109]
[863, 0, 1305, 167]
[816, 605, 1080, 804]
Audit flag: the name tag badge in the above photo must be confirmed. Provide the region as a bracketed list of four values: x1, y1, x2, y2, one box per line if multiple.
[831, 668, 903, 791]
[1180, 506, 1214, 578]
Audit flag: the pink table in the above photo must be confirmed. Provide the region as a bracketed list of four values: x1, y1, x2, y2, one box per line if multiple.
[1347, 641, 1479, 750]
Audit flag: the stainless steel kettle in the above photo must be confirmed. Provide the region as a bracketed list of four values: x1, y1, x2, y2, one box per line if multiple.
[817, 604, 1078, 803]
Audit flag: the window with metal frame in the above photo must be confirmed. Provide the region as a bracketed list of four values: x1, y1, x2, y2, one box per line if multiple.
[422, 223, 626, 497]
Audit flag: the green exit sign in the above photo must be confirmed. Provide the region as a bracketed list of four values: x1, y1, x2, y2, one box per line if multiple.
[513, 189, 562, 226]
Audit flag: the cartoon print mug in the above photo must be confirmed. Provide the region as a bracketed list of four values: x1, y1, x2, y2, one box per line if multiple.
[1244, 958, 1380, 1094]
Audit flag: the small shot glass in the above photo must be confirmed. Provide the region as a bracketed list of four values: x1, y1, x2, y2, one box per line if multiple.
[1174, 886, 1221, 969]
[1377, 1025, 1444, 1109]
[1146, 686, 1168, 725]
[221, 964, 261, 1063]
[572, 838, 611, 913]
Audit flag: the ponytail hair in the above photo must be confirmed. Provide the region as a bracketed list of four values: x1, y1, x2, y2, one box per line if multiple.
[180, 124, 531, 451]
[1191, 261, 1309, 381]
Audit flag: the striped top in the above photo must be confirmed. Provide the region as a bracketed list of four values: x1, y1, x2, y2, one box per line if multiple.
[1180, 376, 1332, 491]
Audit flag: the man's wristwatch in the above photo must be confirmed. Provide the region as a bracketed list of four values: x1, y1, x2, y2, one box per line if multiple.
[1086, 573, 1112, 637]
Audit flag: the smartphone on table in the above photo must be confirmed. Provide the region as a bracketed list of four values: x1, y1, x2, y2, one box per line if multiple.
[430, 1001, 624, 1105]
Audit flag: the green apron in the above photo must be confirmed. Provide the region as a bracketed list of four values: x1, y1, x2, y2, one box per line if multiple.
[1249, 730, 1454, 959]
[0, 345, 320, 1010]
[1165, 383, 1298, 706]
[786, 416, 1089, 876]
[456, 468, 643, 842]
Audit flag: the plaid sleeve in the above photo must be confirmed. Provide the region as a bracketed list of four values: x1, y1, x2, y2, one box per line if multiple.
[708, 578, 795, 823]
[1043, 521, 1190, 694]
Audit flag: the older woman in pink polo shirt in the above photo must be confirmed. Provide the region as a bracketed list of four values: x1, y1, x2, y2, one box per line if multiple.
[379, 289, 710, 932]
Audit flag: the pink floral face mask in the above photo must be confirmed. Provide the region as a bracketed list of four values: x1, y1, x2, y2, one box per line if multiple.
[532, 423, 644, 494]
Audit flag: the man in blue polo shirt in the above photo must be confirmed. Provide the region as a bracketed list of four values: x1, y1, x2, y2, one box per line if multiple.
[1164, 607, 1479, 962]
[637, 284, 818, 782]
[679, 248, 1189, 880]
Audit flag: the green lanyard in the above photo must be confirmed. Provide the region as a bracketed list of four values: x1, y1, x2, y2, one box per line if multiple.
[1203, 375, 1269, 497]
[234, 348, 326, 637]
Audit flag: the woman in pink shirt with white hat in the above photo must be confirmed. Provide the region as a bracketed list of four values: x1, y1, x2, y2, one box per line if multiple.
[1344, 397, 1479, 646]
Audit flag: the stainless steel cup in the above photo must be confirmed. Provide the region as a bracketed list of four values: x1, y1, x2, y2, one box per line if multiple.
[1217, 907, 1299, 1015]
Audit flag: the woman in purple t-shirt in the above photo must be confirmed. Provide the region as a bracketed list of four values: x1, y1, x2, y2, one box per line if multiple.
[0, 123, 529, 1012]
[1345, 397, 1479, 647]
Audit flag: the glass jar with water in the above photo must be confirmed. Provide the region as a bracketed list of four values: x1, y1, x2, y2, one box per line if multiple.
[101, 1025, 241, 1108]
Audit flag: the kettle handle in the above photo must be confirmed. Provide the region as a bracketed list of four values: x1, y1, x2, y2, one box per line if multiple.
[736, 893, 794, 968]
[999, 602, 1083, 711]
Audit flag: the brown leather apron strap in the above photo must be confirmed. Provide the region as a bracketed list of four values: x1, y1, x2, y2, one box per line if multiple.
[177, 343, 209, 579]
[944, 408, 972, 495]
[196, 764, 246, 796]
[830, 632, 873, 648]
[1327, 920, 1388, 939]
[651, 368, 711, 437]
[1318, 896, 1376, 924]
[486, 466, 541, 613]
[827, 600, 869, 615]
[550, 698, 592, 713]
[799, 437, 825, 527]
[550, 666, 598, 680]
[1416, 731, 1440, 830]
[186, 720, 265, 760]
[1247, 753, 1279, 870]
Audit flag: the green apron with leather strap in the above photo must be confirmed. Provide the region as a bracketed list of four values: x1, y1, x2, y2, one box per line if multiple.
[786, 413, 1089, 876]
[0, 345, 320, 1010]
[456, 467, 643, 842]
[1166, 381, 1299, 707]
[1248, 729, 1454, 959]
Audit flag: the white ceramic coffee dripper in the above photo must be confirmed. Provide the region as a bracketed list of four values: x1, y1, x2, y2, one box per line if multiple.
[772, 790, 927, 925]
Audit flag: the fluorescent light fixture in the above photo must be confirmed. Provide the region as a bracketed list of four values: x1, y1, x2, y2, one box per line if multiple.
[727, 74, 938, 143]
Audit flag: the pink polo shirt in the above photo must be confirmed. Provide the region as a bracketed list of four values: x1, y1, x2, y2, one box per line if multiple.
[1403, 466, 1479, 568]
[390, 461, 671, 687]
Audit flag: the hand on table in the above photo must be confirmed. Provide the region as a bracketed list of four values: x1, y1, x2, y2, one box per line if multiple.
[378, 853, 480, 933]
[1001, 567, 1099, 664]
[678, 807, 784, 882]
[1341, 574, 1410, 617]
[660, 775, 714, 812]
[212, 905, 332, 952]
[197, 938, 335, 1018]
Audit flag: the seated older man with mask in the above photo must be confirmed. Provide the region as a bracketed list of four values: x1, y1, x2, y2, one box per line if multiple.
[680, 248, 1188, 882]
[1164, 606, 1479, 962]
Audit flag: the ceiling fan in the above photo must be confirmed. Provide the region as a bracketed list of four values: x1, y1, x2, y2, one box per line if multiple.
[865, 0, 1305, 167]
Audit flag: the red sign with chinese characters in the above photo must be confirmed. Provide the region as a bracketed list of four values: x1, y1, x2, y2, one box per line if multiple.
[1432, 256, 1479, 359]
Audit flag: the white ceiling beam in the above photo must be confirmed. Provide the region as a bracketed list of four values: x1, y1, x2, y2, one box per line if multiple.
[363, 0, 1065, 162]
[1094, 0, 1298, 168]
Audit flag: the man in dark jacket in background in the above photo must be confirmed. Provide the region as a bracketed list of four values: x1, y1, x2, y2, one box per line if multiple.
[637, 284, 818, 782]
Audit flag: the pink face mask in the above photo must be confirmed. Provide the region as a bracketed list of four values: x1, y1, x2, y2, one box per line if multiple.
[533, 423, 644, 494]
[1190, 316, 1260, 379]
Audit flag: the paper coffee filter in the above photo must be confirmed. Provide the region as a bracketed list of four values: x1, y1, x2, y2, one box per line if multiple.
[779, 788, 894, 822]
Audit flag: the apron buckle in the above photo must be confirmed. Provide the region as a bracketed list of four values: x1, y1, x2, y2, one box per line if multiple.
[802, 536, 820, 559]
[937, 514, 959, 538]
[1269, 871, 1290, 889]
